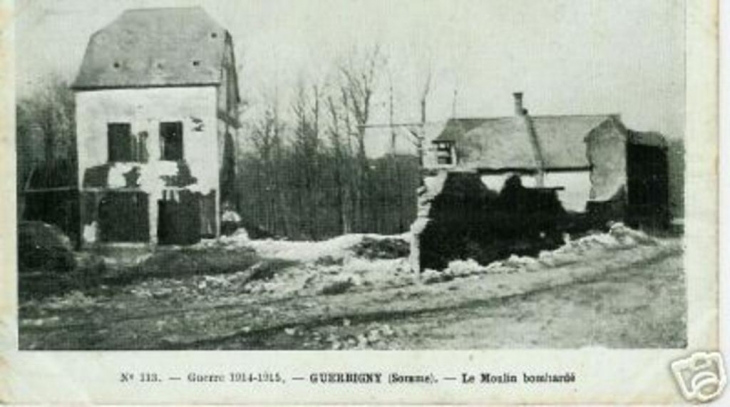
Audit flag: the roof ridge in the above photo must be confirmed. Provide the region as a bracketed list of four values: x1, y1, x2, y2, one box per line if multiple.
[530, 113, 619, 119]
[450, 116, 515, 121]
[123, 6, 205, 13]
[451, 113, 619, 121]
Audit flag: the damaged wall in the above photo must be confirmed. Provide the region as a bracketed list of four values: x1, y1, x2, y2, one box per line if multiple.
[76, 87, 219, 191]
[76, 86, 221, 246]
[411, 171, 571, 272]
[480, 171, 591, 213]
[626, 143, 670, 228]
[216, 40, 240, 206]
[586, 121, 627, 203]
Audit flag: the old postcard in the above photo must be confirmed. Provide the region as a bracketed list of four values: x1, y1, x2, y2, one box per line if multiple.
[0, 0, 722, 404]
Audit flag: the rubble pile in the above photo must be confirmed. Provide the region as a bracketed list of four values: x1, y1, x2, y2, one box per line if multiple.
[21, 223, 661, 330]
[422, 222, 659, 281]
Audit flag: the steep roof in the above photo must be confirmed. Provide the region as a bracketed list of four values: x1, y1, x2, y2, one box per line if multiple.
[73, 7, 229, 90]
[434, 115, 621, 170]
[433, 118, 489, 142]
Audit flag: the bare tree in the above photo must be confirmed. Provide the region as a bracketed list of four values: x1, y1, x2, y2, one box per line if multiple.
[248, 91, 290, 235]
[325, 91, 353, 234]
[415, 63, 432, 169]
[291, 81, 323, 238]
[234, 44, 422, 240]
[338, 45, 385, 231]
[16, 75, 76, 192]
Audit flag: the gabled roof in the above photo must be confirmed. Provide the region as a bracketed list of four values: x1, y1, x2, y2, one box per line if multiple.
[456, 117, 540, 170]
[532, 115, 615, 168]
[433, 118, 489, 142]
[434, 115, 625, 170]
[73, 7, 230, 90]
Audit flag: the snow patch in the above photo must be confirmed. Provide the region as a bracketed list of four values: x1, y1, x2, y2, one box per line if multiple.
[194, 224, 658, 299]
[107, 163, 136, 188]
[432, 222, 659, 279]
[83, 221, 98, 244]
[211, 233, 410, 263]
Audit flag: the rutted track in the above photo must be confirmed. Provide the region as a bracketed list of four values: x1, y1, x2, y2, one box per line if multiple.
[19, 240, 682, 350]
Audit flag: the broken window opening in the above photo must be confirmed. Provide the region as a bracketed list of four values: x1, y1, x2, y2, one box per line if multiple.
[98, 191, 149, 243]
[437, 156, 453, 165]
[160, 122, 184, 161]
[435, 142, 455, 165]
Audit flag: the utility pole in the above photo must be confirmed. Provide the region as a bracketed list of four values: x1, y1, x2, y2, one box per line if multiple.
[418, 96, 426, 169]
[389, 84, 396, 154]
[452, 89, 458, 118]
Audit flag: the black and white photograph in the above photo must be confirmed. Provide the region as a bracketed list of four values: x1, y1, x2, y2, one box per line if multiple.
[13, 0, 690, 353]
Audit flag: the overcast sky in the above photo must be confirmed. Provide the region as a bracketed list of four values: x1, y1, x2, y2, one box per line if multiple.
[16, 0, 685, 155]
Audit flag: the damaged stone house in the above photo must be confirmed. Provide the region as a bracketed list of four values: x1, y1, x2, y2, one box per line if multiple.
[413, 93, 669, 271]
[72, 7, 240, 246]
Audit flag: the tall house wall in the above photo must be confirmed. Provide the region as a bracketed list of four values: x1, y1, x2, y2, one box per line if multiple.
[76, 87, 219, 190]
[216, 41, 239, 205]
[75, 86, 220, 245]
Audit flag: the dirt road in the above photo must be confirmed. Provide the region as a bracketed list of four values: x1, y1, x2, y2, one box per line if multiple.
[19, 234, 685, 350]
[212, 245, 685, 350]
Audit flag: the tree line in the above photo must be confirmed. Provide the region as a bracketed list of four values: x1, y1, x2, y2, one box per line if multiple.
[235, 47, 422, 239]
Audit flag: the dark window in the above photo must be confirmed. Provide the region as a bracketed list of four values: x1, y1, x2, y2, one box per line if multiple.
[108, 123, 134, 162]
[435, 142, 455, 165]
[160, 122, 184, 161]
[437, 156, 453, 165]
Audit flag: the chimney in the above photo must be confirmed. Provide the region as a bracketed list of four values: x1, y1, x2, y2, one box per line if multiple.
[513, 92, 526, 116]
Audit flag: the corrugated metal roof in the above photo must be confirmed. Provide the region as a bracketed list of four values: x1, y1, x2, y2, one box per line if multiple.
[73, 7, 228, 89]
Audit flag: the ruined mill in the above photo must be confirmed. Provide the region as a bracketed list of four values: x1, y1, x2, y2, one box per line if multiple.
[72, 7, 240, 246]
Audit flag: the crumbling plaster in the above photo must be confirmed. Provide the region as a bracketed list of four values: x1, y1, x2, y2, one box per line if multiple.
[480, 172, 591, 213]
[586, 124, 628, 202]
[410, 168, 592, 272]
[76, 86, 221, 245]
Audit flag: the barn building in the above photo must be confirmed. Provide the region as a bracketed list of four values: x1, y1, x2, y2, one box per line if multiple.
[425, 93, 669, 224]
[412, 93, 669, 271]
[72, 7, 240, 247]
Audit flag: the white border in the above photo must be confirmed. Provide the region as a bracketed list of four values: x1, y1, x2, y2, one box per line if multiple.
[0, 0, 721, 404]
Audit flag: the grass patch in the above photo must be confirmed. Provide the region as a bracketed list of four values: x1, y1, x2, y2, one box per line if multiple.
[19, 252, 106, 300]
[20, 247, 268, 300]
